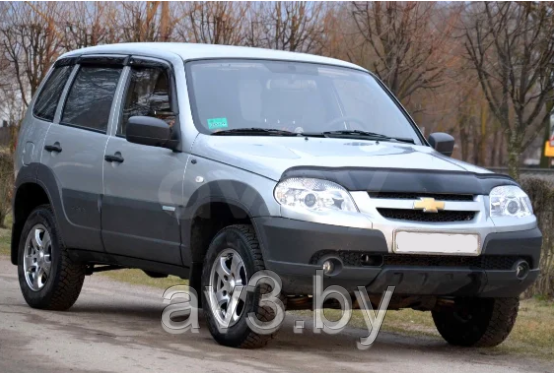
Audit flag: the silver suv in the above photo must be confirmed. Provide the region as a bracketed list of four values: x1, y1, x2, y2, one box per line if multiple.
[12, 43, 541, 349]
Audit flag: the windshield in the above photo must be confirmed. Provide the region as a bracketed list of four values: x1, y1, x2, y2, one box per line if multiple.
[186, 60, 422, 143]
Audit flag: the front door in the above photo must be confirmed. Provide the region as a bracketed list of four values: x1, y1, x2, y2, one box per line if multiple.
[101, 61, 187, 264]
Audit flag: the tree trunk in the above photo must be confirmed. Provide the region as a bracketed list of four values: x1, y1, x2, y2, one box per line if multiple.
[507, 131, 522, 180]
[160, 2, 170, 42]
[539, 101, 553, 168]
[479, 100, 488, 166]
[490, 128, 499, 167]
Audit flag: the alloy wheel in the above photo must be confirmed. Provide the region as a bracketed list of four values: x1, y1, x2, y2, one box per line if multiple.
[208, 248, 247, 327]
[23, 224, 52, 291]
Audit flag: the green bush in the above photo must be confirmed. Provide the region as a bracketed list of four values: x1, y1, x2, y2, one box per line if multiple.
[521, 178, 554, 298]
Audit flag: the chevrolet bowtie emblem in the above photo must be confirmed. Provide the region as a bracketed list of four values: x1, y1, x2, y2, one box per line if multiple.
[413, 198, 445, 213]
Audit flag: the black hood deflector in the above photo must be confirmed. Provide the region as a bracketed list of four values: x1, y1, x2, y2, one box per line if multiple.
[281, 167, 518, 195]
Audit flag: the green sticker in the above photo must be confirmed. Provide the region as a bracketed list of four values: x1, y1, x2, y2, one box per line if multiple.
[207, 117, 228, 130]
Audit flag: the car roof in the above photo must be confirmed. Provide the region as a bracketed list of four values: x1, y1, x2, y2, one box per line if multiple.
[59, 42, 367, 72]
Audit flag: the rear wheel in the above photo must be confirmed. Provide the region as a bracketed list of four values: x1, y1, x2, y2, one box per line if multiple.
[432, 297, 519, 347]
[202, 224, 285, 348]
[18, 205, 86, 311]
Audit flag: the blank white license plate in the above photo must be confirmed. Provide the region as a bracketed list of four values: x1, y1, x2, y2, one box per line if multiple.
[394, 231, 480, 255]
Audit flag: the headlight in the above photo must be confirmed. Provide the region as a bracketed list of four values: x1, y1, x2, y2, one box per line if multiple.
[490, 186, 533, 218]
[274, 178, 358, 212]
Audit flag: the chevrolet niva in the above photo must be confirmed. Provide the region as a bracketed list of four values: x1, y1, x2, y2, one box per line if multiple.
[12, 43, 541, 348]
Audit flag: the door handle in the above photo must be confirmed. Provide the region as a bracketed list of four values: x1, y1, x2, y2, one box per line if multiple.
[105, 152, 124, 164]
[44, 142, 62, 153]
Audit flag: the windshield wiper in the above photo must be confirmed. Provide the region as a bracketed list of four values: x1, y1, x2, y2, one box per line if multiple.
[211, 128, 415, 143]
[321, 130, 415, 144]
[211, 128, 298, 136]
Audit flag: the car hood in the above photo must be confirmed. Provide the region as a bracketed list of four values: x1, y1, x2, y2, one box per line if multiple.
[192, 135, 491, 181]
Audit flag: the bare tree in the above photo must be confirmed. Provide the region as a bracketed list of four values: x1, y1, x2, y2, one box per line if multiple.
[60, 2, 122, 49]
[464, 2, 554, 178]
[119, 1, 165, 42]
[246, 2, 325, 53]
[174, 2, 249, 45]
[350, 2, 458, 101]
[0, 2, 63, 107]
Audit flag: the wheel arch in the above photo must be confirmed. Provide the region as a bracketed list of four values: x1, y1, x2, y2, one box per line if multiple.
[12, 163, 64, 265]
[182, 180, 272, 299]
[11, 182, 52, 265]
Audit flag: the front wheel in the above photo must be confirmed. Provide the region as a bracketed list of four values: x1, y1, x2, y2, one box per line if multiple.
[201, 224, 285, 348]
[432, 297, 519, 347]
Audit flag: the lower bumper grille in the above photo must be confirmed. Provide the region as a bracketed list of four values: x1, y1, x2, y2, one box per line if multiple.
[310, 250, 531, 270]
[382, 254, 526, 270]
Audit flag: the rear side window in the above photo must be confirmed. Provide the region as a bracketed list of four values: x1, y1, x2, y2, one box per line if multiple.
[33, 66, 72, 121]
[61, 66, 122, 133]
[119, 67, 173, 136]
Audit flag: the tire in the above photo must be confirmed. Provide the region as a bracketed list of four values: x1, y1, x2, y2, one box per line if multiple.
[432, 297, 519, 347]
[17, 205, 86, 311]
[201, 224, 286, 348]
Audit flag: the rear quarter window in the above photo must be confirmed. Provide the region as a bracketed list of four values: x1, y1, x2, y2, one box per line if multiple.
[33, 66, 73, 122]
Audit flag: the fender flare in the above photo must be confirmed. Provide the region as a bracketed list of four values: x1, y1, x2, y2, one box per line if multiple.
[181, 179, 270, 255]
[11, 163, 65, 264]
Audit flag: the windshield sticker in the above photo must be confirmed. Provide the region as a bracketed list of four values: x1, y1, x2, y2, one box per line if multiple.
[207, 117, 228, 130]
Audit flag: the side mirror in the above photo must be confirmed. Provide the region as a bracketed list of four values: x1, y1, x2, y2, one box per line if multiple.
[126, 116, 175, 149]
[428, 132, 455, 157]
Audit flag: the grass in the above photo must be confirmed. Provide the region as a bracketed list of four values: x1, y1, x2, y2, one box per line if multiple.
[295, 299, 554, 360]
[499, 299, 554, 358]
[0, 222, 552, 360]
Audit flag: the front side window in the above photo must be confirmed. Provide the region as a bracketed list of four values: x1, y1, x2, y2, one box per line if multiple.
[33, 66, 72, 121]
[119, 67, 174, 136]
[186, 60, 421, 143]
[61, 66, 122, 133]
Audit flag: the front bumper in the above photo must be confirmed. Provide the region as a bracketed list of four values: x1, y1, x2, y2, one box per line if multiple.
[253, 217, 542, 298]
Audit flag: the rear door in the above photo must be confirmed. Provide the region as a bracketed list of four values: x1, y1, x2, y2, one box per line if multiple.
[41, 57, 125, 251]
[101, 58, 187, 264]
[17, 62, 73, 174]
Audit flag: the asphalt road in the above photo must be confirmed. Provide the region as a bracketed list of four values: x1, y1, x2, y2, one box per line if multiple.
[0, 258, 551, 373]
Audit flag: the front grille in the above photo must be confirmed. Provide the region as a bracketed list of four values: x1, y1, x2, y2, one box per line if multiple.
[310, 250, 530, 270]
[368, 192, 474, 201]
[377, 208, 476, 222]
